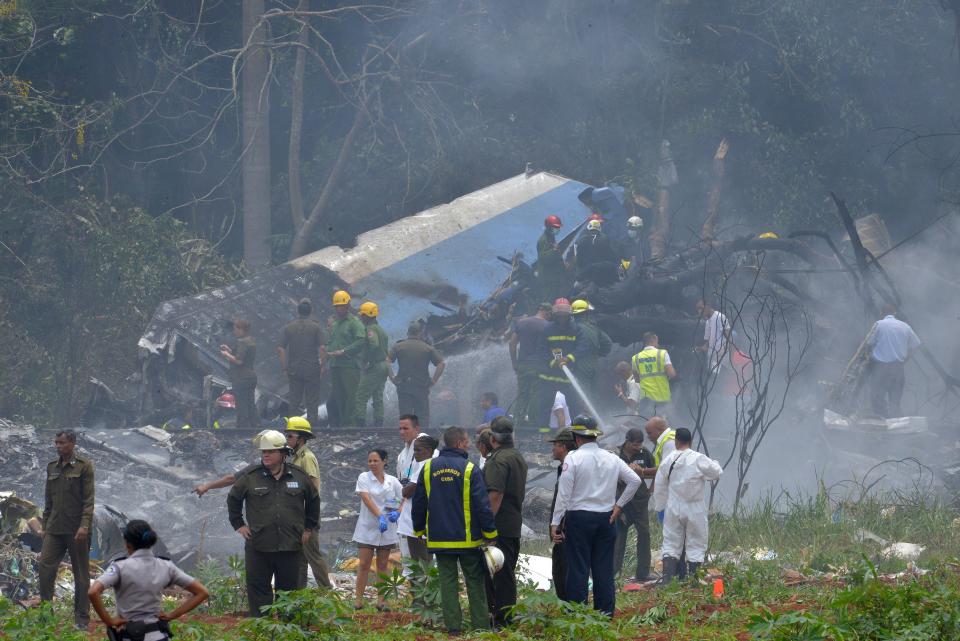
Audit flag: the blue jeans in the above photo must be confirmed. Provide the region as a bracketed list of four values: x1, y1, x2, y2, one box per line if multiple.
[564, 510, 617, 615]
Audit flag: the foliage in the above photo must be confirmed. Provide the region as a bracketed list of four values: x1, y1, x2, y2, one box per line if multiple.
[257, 588, 353, 631]
[192, 555, 248, 616]
[404, 559, 443, 627]
[500, 587, 619, 641]
[0, 600, 88, 641]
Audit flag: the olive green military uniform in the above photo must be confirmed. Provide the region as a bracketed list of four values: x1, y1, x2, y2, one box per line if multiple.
[577, 319, 613, 400]
[39, 455, 95, 627]
[389, 338, 443, 427]
[537, 230, 570, 302]
[354, 322, 390, 426]
[280, 318, 324, 427]
[231, 336, 258, 428]
[227, 463, 320, 616]
[325, 314, 366, 427]
[290, 446, 333, 590]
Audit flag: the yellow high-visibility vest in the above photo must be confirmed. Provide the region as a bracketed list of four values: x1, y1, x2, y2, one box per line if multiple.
[653, 429, 676, 467]
[631, 346, 671, 402]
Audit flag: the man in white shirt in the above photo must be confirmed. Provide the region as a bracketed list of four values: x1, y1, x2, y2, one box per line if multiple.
[550, 415, 642, 616]
[696, 298, 731, 373]
[396, 414, 430, 567]
[653, 428, 722, 583]
[614, 362, 642, 414]
[867, 306, 921, 418]
[549, 391, 572, 429]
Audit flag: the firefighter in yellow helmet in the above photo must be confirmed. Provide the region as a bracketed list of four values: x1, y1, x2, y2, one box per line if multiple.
[324, 291, 366, 426]
[353, 302, 390, 427]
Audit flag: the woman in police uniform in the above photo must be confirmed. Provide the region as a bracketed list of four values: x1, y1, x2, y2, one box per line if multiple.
[89, 520, 209, 641]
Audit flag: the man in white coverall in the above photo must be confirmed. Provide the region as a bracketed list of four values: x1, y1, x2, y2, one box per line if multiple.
[653, 427, 722, 582]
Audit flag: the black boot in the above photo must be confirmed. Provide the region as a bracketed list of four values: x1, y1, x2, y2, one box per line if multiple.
[686, 562, 701, 581]
[657, 556, 679, 586]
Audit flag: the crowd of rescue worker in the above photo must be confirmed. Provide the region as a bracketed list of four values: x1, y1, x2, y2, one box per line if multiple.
[33, 211, 923, 638]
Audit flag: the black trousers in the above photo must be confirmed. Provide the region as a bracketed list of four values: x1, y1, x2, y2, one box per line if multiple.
[234, 380, 258, 429]
[551, 541, 568, 601]
[485, 536, 520, 626]
[614, 496, 651, 580]
[287, 371, 321, 427]
[564, 510, 617, 616]
[870, 360, 905, 418]
[397, 384, 430, 427]
[245, 547, 301, 617]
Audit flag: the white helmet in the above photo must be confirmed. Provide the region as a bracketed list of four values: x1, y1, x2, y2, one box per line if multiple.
[586, 219, 602, 232]
[627, 216, 643, 229]
[482, 545, 505, 578]
[257, 429, 288, 451]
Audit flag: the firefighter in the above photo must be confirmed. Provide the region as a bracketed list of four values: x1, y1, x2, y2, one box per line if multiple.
[571, 299, 612, 402]
[574, 219, 617, 286]
[324, 291, 366, 427]
[534, 299, 588, 428]
[354, 302, 390, 427]
[537, 215, 571, 302]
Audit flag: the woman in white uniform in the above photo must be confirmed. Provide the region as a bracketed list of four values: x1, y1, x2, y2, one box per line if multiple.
[88, 520, 208, 641]
[353, 448, 403, 610]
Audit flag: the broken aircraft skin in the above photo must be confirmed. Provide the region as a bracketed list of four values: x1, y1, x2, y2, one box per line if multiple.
[135, 171, 596, 429]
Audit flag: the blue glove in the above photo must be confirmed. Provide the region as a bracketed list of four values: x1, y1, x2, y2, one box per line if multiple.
[657, 510, 665, 524]
[387, 510, 400, 523]
[378, 515, 389, 533]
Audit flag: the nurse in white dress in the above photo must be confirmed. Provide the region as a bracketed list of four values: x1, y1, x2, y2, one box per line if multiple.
[352, 448, 403, 610]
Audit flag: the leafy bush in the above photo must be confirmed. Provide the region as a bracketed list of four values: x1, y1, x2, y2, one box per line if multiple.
[0, 600, 88, 641]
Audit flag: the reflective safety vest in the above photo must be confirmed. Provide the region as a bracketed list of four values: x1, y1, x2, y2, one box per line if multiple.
[653, 429, 676, 467]
[631, 346, 671, 402]
[417, 457, 498, 549]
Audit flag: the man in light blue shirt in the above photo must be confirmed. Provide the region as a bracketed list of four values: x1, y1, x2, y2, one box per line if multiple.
[867, 306, 921, 417]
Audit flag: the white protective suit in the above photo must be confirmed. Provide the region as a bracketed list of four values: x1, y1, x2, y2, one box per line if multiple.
[653, 448, 723, 563]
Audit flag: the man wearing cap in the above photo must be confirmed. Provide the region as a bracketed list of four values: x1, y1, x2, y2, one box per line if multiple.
[279, 299, 324, 427]
[653, 428, 722, 582]
[571, 299, 612, 402]
[227, 430, 320, 616]
[550, 415, 641, 616]
[324, 291, 366, 427]
[284, 418, 333, 590]
[482, 417, 528, 627]
[354, 301, 390, 427]
[614, 428, 655, 583]
[546, 428, 576, 600]
[509, 303, 552, 426]
[389, 322, 445, 428]
[534, 299, 588, 428]
[537, 215, 571, 302]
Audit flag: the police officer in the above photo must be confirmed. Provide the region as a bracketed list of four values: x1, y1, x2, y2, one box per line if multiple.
[546, 428, 576, 600]
[354, 301, 390, 427]
[412, 426, 498, 634]
[550, 416, 641, 616]
[283, 418, 333, 590]
[389, 322, 445, 428]
[88, 520, 209, 640]
[39, 429, 95, 630]
[614, 428, 655, 583]
[278, 298, 324, 427]
[324, 291, 366, 427]
[227, 430, 320, 616]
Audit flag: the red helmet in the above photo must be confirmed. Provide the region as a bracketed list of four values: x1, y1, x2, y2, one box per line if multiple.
[544, 215, 562, 229]
[216, 393, 236, 409]
[588, 213, 604, 222]
[553, 297, 571, 306]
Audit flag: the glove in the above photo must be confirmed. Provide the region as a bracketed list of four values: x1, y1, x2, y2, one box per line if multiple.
[657, 510, 665, 524]
[387, 510, 400, 523]
[378, 515, 389, 533]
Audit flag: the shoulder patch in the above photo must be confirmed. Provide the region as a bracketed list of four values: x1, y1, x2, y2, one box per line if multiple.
[561, 462, 569, 472]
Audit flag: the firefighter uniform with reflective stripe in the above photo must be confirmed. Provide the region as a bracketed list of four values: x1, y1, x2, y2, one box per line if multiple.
[535, 319, 588, 426]
[411, 446, 497, 632]
[631, 346, 672, 403]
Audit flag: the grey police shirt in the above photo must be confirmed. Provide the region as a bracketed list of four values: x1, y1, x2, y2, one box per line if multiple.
[96, 548, 194, 638]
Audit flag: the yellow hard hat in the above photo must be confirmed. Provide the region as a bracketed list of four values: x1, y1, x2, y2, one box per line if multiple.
[359, 301, 379, 318]
[620, 259, 631, 271]
[332, 290, 351, 306]
[571, 299, 594, 315]
[284, 416, 313, 438]
[758, 232, 779, 239]
[257, 429, 288, 451]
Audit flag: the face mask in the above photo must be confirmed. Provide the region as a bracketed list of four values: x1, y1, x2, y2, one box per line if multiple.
[628, 230, 639, 239]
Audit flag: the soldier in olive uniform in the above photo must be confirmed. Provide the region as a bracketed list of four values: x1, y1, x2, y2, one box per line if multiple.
[220, 318, 258, 429]
[324, 291, 367, 427]
[278, 298, 324, 427]
[227, 430, 320, 617]
[388, 322, 445, 428]
[39, 429, 95, 629]
[354, 301, 390, 427]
